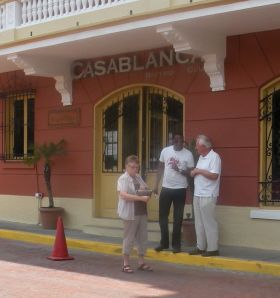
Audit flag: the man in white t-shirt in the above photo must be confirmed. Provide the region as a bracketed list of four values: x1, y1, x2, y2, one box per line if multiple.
[190, 134, 221, 257]
[154, 134, 194, 253]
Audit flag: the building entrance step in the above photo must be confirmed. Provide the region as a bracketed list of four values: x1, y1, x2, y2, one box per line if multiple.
[82, 217, 173, 242]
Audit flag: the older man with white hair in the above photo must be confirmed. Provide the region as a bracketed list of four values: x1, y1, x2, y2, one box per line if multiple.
[190, 134, 221, 257]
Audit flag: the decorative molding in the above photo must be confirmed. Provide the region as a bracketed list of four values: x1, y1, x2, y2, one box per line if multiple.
[157, 25, 191, 53]
[7, 54, 35, 75]
[157, 24, 225, 91]
[54, 75, 73, 106]
[7, 54, 72, 105]
[203, 54, 225, 92]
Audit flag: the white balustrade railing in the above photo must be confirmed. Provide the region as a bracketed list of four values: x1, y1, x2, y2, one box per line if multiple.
[1, 1, 22, 31]
[0, 3, 6, 30]
[20, 0, 130, 25]
[0, 0, 135, 31]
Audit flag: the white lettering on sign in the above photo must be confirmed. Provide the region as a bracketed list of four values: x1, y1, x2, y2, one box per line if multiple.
[133, 55, 144, 71]
[95, 60, 106, 76]
[72, 49, 203, 79]
[145, 70, 175, 79]
[119, 57, 131, 73]
[160, 51, 173, 66]
[145, 52, 158, 69]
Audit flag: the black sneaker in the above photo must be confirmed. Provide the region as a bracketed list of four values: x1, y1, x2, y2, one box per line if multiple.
[154, 245, 168, 252]
[189, 248, 205, 255]
[202, 250, 219, 257]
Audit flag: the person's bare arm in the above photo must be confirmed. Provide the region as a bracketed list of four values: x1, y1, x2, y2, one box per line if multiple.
[118, 191, 149, 203]
[190, 168, 219, 180]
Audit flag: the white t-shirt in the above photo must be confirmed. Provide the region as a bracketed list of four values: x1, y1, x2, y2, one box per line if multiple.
[159, 146, 194, 189]
[194, 149, 221, 197]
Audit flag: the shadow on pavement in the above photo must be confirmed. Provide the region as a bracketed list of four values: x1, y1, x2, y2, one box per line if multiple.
[0, 238, 280, 298]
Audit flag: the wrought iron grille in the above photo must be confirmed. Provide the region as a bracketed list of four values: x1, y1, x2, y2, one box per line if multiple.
[0, 91, 35, 161]
[259, 88, 280, 204]
[102, 87, 183, 173]
[147, 88, 183, 171]
[102, 90, 140, 173]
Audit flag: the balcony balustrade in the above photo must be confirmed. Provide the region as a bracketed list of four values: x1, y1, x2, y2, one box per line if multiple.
[0, 0, 213, 32]
[0, 3, 5, 30]
[20, 0, 131, 25]
[0, 0, 139, 30]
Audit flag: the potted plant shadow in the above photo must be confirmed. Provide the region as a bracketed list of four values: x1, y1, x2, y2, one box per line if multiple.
[25, 139, 66, 229]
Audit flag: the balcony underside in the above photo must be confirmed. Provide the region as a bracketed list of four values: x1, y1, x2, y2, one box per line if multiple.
[0, 0, 280, 104]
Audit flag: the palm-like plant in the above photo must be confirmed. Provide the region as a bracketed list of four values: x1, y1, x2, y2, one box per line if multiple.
[25, 139, 66, 208]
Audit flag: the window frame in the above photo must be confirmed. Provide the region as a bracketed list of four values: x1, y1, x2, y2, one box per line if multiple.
[2, 91, 35, 161]
[259, 80, 280, 205]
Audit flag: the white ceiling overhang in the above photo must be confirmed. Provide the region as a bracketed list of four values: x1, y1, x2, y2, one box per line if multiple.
[0, 0, 280, 105]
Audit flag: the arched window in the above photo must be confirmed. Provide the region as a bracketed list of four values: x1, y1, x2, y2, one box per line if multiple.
[102, 86, 183, 174]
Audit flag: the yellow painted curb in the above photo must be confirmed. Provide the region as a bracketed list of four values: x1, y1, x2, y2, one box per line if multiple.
[0, 229, 280, 277]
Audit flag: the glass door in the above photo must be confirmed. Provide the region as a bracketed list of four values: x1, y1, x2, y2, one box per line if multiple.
[144, 87, 183, 219]
[94, 86, 183, 219]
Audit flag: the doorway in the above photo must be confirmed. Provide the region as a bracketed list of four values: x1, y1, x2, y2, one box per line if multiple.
[94, 85, 184, 219]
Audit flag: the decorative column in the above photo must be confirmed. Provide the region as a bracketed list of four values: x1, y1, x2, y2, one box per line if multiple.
[5, 1, 22, 29]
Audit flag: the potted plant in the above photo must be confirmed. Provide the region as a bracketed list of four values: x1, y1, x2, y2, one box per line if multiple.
[25, 139, 66, 229]
[182, 138, 199, 246]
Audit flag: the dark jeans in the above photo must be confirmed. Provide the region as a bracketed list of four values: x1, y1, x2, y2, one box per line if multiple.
[159, 187, 187, 249]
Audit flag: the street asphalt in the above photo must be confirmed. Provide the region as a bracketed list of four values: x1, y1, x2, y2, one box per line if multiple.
[0, 238, 280, 298]
[0, 219, 280, 279]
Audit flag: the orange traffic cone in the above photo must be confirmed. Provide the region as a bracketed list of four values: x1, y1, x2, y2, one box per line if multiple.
[47, 216, 74, 261]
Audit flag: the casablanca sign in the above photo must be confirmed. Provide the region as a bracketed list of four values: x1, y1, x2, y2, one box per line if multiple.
[72, 49, 203, 79]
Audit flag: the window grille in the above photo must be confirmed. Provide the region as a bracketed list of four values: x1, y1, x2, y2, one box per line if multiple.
[0, 91, 35, 160]
[102, 87, 183, 173]
[102, 90, 140, 173]
[259, 89, 280, 204]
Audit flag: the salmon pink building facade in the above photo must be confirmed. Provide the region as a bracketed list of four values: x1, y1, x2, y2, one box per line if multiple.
[0, 0, 280, 250]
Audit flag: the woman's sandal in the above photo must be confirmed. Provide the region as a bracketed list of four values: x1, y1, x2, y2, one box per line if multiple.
[137, 263, 153, 272]
[122, 265, 134, 273]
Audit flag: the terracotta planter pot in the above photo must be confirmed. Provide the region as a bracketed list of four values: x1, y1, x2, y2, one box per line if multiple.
[182, 219, 196, 247]
[39, 207, 64, 229]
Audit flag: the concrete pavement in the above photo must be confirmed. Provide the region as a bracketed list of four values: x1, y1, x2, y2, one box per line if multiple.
[0, 238, 280, 298]
[0, 220, 280, 277]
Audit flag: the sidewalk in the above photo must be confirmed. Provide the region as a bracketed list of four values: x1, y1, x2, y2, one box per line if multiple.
[0, 220, 280, 277]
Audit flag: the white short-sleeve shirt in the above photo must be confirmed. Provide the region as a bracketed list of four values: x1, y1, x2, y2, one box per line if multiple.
[159, 146, 194, 189]
[194, 149, 221, 197]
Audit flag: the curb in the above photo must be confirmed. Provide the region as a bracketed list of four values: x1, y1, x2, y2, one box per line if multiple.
[1, 228, 280, 277]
